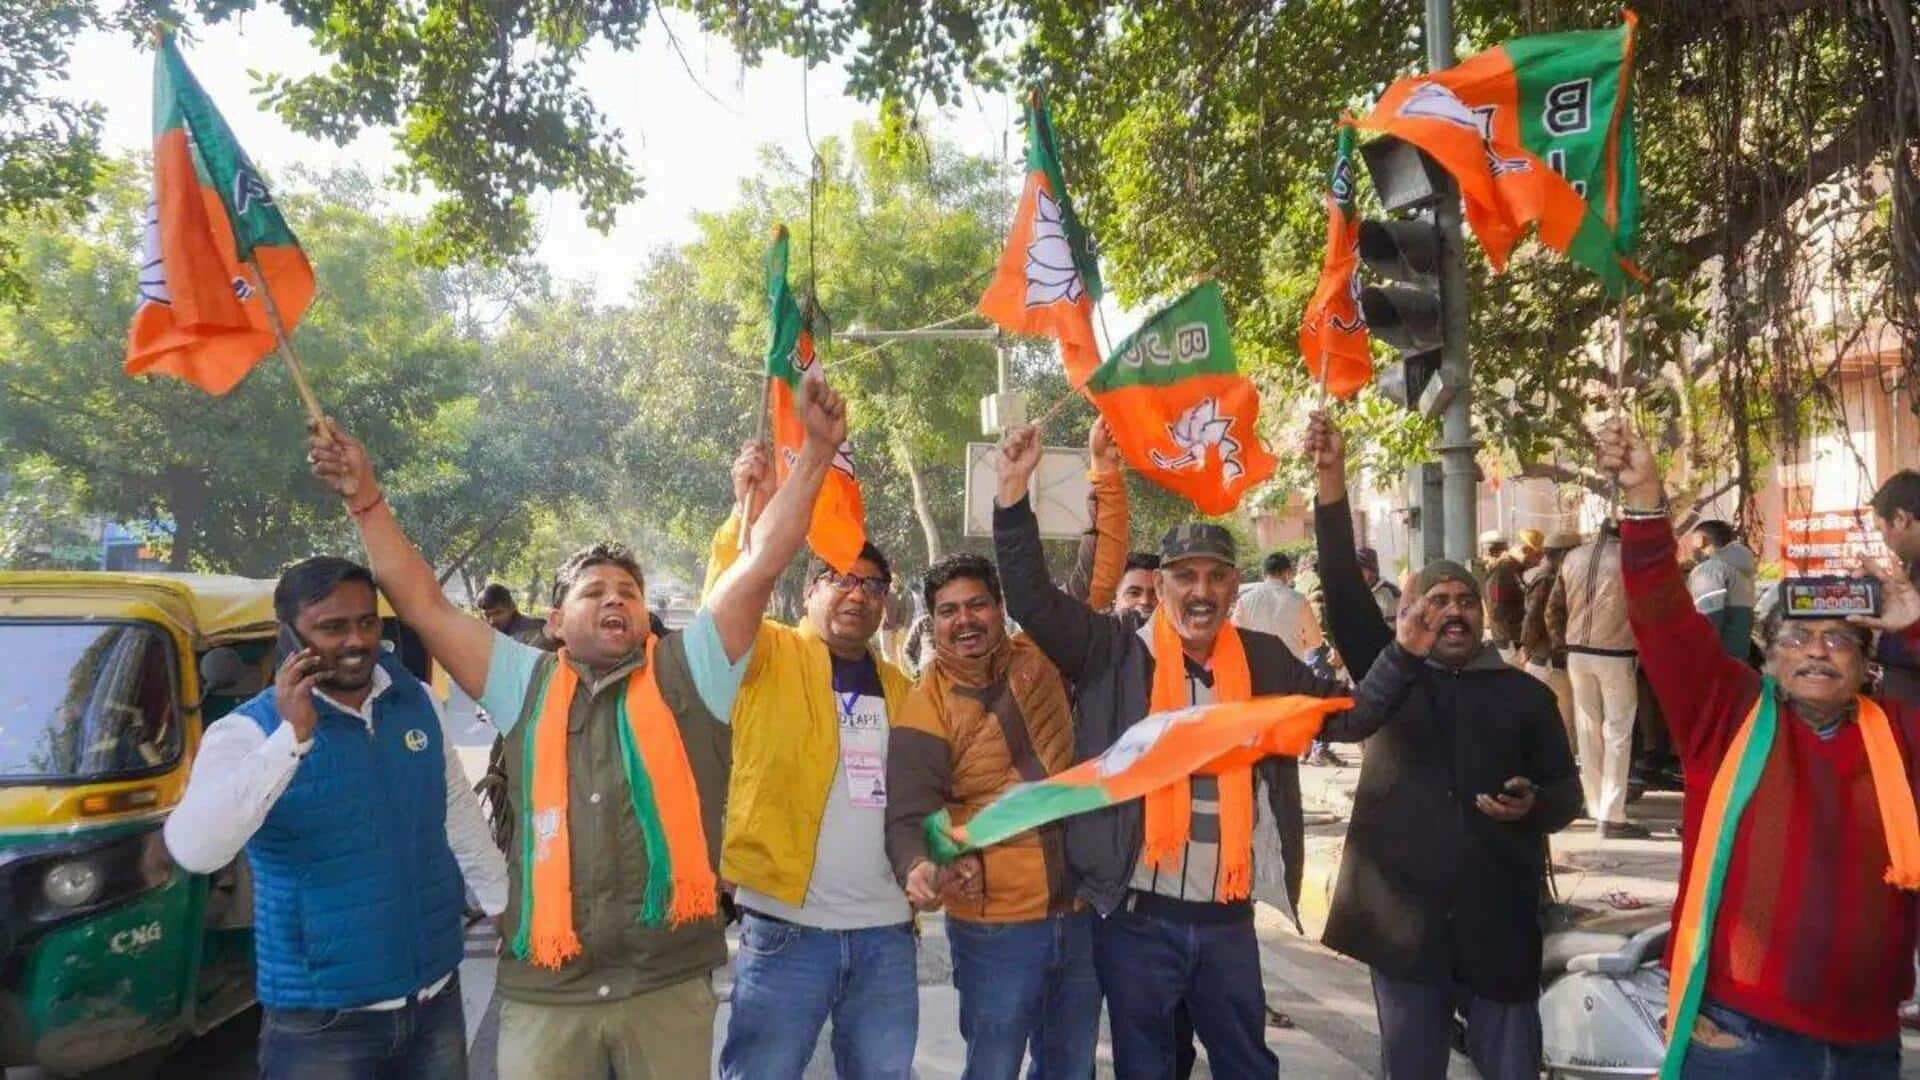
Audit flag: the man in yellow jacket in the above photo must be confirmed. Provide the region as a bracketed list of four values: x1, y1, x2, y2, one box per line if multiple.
[705, 440, 919, 1078]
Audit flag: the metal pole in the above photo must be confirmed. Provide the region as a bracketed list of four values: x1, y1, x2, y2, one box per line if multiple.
[1426, 0, 1478, 565]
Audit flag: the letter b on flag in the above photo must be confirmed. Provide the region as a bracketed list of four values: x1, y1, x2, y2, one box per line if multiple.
[1542, 80, 1592, 136]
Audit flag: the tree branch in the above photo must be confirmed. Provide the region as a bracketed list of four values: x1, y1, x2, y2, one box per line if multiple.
[1677, 105, 1884, 269]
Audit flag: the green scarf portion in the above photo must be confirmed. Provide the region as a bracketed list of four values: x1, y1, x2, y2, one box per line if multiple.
[1659, 678, 1778, 1080]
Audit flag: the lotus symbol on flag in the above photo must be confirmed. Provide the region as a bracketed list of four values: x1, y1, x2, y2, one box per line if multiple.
[1149, 398, 1246, 481]
[1399, 82, 1531, 177]
[1023, 187, 1085, 307]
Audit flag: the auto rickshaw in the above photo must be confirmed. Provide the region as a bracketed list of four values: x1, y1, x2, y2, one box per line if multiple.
[0, 571, 415, 1076]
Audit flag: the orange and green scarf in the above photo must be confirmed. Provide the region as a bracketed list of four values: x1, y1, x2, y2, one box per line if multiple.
[1661, 680, 1920, 1078]
[1143, 607, 1258, 899]
[511, 641, 718, 970]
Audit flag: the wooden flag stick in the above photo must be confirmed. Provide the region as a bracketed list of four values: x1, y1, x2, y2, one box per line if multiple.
[249, 256, 324, 427]
[1315, 348, 1332, 411]
[738, 381, 772, 556]
[1607, 295, 1630, 514]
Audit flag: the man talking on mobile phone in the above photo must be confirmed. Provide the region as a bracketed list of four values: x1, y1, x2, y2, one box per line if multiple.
[165, 557, 507, 1079]
[1305, 410, 1581, 1080]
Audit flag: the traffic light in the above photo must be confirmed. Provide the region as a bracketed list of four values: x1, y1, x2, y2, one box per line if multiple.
[1356, 136, 1460, 419]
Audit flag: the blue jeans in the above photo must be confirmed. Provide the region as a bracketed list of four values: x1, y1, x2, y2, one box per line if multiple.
[1680, 1001, 1900, 1079]
[719, 912, 918, 1079]
[1094, 903, 1278, 1079]
[946, 910, 1101, 1080]
[258, 972, 467, 1080]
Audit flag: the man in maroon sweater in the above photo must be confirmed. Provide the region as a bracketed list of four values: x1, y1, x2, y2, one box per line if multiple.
[1598, 419, 1920, 1077]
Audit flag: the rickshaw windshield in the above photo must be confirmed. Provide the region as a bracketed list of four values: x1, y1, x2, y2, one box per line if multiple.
[0, 621, 182, 784]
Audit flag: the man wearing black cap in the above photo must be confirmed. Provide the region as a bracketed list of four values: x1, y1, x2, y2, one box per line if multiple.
[1356, 547, 1401, 623]
[992, 423, 1440, 1077]
[1306, 411, 1581, 1079]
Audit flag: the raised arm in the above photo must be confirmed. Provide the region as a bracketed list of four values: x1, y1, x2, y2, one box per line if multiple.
[1594, 418, 1758, 763]
[992, 424, 1118, 682]
[700, 442, 777, 603]
[1307, 410, 1393, 677]
[308, 422, 494, 698]
[706, 377, 847, 662]
[1083, 418, 1130, 613]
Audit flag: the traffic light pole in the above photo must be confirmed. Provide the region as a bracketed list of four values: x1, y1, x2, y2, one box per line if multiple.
[1426, 0, 1479, 565]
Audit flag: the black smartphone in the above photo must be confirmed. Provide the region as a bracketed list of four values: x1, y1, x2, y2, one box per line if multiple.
[1498, 778, 1534, 800]
[1781, 575, 1882, 620]
[276, 623, 322, 671]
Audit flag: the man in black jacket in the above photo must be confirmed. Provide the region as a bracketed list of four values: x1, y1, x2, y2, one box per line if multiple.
[992, 423, 1438, 1078]
[1306, 411, 1581, 1080]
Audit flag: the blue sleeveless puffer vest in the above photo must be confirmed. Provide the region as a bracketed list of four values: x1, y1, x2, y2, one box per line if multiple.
[236, 653, 467, 1009]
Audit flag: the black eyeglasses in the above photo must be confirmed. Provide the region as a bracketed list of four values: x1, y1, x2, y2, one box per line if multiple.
[817, 572, 890, 598]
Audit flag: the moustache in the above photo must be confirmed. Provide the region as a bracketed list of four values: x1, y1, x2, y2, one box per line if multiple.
[1793, 663, 1843, 680]
[1440, 617, 1471, 634]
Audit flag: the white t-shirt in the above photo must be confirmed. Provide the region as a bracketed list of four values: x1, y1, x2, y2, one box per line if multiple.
[734, 653, 911, 929]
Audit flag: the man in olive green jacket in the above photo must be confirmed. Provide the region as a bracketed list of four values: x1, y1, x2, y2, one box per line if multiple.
[307, 377, 849, 1079]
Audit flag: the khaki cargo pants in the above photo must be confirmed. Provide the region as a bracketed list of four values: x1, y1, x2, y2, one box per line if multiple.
[496, 974, 716, 1079]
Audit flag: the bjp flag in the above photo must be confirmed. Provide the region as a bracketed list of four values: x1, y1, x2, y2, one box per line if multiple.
[978, 91, 1105, 389]
[1087, 282, 1276, 515]
[1297, 123, 1373, 399]
[765, 226, 867, 574]
[125, 35, 315, 395]
[1357, 12, 1644, 296]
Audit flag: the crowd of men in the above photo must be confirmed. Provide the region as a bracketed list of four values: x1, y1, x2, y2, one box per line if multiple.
[159, 375, 1920, 1080]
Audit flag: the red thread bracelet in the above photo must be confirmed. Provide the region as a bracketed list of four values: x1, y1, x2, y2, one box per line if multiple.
[349, 491, 387, 519]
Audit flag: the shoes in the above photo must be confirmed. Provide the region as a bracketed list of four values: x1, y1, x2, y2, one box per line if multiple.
[1305, 746, 1348, 768]
[1600, 821, 1653, 840]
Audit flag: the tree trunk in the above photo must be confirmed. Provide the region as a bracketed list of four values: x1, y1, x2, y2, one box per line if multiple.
[896, 444, 945, 565]
[162, 465, 209, 572]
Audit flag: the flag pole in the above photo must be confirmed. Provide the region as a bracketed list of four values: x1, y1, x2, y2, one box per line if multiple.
[248, 256, 325, 427]
[738, 370, 772, 556]
[1315, 347, 1332, 411]
[1608, 294, 1630, 514]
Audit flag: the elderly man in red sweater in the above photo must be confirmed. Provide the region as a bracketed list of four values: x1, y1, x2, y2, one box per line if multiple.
[1597, 417, 1920, 1078]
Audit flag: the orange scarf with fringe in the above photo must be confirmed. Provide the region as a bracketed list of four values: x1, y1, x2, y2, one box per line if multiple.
[513, 641, 718, 971]
[1143, 607, 1256, 899]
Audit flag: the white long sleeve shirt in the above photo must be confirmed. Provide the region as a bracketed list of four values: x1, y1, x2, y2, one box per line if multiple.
[1233, 579, 1325, 662]
[163, 667, 508, 918]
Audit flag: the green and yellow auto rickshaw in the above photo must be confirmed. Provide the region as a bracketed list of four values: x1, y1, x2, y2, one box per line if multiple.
[0, 571, 420, 1076]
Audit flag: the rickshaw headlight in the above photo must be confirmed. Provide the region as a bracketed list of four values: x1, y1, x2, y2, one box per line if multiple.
[42, 860, 102, 909]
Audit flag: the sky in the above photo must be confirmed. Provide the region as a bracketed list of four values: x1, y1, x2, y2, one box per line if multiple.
[63, 9, 1023, 304]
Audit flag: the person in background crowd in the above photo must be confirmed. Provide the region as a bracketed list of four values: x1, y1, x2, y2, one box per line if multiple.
[1523, 532, 1584, 752]
[1475, 531, 1509, 586]
[1600, 417, 1920, 1079]
[1550, 520, 1650, 839]
[1873, 470, 1920, 706]
[307, 378, 845, 1079]
[1358, 547, 1401, 624]
[1237, 552, 1340, 768]
[1312, 415, 1580, 1080]
[994, 419, 1437, 1079]
[1485, 534, 1534, 663]
[704, 442, 919, 1079]
[1686, 520, 1759, 660]
[165, 557, 508, 1079]
[1113, 553, 1162, 621]
[479, 583, 547, 644]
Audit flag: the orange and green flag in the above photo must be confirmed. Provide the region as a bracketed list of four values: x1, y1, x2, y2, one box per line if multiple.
[1087, 282, 1276, 516]
[126, 34, 316, 394]
[925, 695, 1350, 864]
[1297, 123, 1373, 399]
[978, 91, 1105, 389]
[766, 226, 866, 574]
[1357, 12, 1643, 295]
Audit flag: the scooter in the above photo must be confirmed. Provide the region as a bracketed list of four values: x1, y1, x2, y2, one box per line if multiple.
[1538, 920, 1672, 1078]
